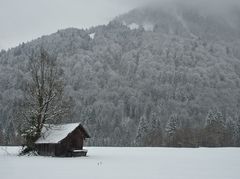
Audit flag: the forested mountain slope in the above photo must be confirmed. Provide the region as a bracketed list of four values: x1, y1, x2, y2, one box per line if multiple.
[1, 3, 240, 147]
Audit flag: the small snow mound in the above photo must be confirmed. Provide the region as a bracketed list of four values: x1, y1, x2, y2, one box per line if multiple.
[143, 23, 154, 31]
[89, 33, 95, 39]
[128, 23, 139, 30]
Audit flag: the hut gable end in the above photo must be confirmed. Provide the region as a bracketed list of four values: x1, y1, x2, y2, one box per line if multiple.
[34, 123, 90, 157]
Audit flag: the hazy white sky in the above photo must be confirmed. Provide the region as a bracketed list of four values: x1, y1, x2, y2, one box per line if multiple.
[0, 0, 144, 50]
[0, 0, 239, 50]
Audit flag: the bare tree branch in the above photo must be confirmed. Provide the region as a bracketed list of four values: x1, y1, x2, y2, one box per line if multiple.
[18, 48, 71, 152]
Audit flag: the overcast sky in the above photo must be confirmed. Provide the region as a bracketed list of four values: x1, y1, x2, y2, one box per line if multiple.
[0, 0, 239, 50]
[0, 0, 142, 50]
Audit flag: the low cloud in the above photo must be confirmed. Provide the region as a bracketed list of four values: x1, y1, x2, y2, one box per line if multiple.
[0, 0, 239, 49]
[120, 0, 240, 13]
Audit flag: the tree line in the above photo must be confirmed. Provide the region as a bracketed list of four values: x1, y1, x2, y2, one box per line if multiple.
[135, 109, 240, 147]
[0, 19, 240, 147]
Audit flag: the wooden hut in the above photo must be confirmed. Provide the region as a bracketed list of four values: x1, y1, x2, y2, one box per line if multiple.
[35, 123, 90, 157]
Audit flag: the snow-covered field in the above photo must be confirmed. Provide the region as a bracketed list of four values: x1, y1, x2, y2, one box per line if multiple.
[1, 147, 240, 179]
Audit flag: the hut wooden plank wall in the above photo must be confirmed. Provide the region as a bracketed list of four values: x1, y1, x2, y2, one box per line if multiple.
[35, 123, 90, 157]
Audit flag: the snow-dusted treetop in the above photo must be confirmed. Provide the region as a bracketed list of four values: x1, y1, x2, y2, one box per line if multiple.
[35, 123, 90, 144]
[89, 33, 95, 39]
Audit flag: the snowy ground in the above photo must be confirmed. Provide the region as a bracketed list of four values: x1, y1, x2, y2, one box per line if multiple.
[1, 147, 240, 179]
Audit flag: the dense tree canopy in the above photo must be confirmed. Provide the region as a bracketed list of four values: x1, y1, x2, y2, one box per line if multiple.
[1, 5, 240, 147]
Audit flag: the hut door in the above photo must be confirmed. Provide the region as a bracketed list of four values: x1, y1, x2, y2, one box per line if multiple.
[70, 132, 83, 150]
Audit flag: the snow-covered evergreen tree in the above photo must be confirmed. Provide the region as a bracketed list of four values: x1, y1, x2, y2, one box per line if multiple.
[205, 110, 214, 126]
[135, 116, 149, 146]
[165, 114, 178, 146]
[203, 109, 227, 147]
[165, 114, 178, 136]
[5, 122, 15, 145]
[0, 123, 4, 145]
[225, 116, 236, 146]
[148, 111, 162, 146]
[233, 117, 240, 146]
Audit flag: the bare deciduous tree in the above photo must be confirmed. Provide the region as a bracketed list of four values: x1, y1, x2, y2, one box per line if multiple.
[19, 48, 70, 153]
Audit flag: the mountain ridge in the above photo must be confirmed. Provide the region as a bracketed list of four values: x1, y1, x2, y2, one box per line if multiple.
[0, 4, 240, 147]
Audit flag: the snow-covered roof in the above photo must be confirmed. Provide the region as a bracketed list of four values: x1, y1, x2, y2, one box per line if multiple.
[35, 123, 89, 144]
